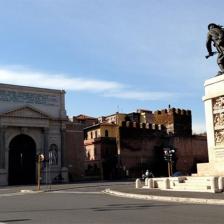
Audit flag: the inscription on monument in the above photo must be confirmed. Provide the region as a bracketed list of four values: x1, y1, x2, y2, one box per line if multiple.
[215, 149, 224, 158]
[0, 90, 59, 106]
[213, 96, 224, 145]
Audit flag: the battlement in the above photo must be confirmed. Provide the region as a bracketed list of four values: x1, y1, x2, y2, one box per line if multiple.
[121, 121, 165, 131]
[154, 108, 191, 116]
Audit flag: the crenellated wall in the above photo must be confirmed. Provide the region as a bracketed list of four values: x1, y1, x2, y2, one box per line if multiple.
[153, 108, 192, 136]
[121, 121, 165, 131]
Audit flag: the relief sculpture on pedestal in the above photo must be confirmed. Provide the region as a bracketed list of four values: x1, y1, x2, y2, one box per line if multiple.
[213, 96, 224, 145]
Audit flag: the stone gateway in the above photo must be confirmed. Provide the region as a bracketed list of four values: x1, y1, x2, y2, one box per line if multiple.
[0, 83, 68, 185]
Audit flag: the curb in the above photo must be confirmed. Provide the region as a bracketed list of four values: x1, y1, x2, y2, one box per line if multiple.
[103, 189, 224, 205]
[20, 189, 44, 194]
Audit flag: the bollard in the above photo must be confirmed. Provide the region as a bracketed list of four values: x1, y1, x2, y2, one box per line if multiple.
[135, 178, 142, 189]
[211, 176, 218, 193]
[218, 176, 224, 191]
[164, 178, 170, 189]
[148, 178, 154, 189]
[145, 178, 149, 186]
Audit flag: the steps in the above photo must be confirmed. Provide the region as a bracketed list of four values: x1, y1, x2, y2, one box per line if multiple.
[136, 176, 224, 193]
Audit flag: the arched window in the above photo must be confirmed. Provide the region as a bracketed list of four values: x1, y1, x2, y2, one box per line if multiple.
[105, 129, 109, 137]
[90, 132, 93, 139]
[95, 130, 98, 138]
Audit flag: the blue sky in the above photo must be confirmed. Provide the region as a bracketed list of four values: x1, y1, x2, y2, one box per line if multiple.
[0, 0, 223, 133]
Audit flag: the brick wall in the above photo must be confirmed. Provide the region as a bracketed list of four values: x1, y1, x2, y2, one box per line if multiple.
[153, 108, 192, 136]
[173, 135, 208, 174]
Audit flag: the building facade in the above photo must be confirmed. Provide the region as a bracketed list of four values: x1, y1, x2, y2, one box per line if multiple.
[64, 115, 98, 181]
[84, 123, 118, 179]
[0, 83, 67, 185]
[83, 109, 208, 179]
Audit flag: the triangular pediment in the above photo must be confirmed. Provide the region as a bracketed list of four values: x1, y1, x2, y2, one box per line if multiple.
[1, 106, 51, 119]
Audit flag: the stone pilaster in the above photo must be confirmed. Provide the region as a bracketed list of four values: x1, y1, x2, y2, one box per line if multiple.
[60, 90, 67, 118]
[60, 128, 66, 167]
[0, 126, 6, 169]
[43, 128, 49, 157]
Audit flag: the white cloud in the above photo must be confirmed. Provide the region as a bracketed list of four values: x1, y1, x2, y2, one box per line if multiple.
[0, 68, 123, 92]
[0, 67, 175, 101]
[104, 90, 174, 101]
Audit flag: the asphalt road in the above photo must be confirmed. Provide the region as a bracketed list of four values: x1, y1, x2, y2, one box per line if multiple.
[0, 182, 223, 224]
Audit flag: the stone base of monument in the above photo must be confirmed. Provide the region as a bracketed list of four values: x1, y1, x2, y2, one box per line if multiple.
[196, 162, 224, 176]
[199, 75, 224, 177]
[135, 176, 224, 193]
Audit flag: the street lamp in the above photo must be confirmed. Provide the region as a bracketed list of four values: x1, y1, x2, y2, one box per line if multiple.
[163, 147, 175, 177]
[36, 153, 44, 191]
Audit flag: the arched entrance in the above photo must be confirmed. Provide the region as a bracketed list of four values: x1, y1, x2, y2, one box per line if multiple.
[8, 134, 36, 185]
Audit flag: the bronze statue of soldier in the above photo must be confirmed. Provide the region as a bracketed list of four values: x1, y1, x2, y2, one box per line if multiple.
[206, 23, 224, 76]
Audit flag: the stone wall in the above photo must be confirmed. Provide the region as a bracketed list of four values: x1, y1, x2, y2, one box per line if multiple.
[64, 123, 86, 181]
[119, 122, 166, 177]
[173, 135, 208, 174]
[119, 122, 207, 177]
[64, 116, 97, 181]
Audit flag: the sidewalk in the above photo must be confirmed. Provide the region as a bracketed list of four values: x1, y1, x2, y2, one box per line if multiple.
[2, 181, 224, 205]
[104, 184, 224, 205]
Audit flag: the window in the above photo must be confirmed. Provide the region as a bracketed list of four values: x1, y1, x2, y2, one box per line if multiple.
[49, 144, 58, 165]
[105, 129, 109, 137]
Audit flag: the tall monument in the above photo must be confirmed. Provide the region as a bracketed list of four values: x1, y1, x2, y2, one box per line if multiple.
[197, 76, 224, 175]
[197, 23, 224, 175]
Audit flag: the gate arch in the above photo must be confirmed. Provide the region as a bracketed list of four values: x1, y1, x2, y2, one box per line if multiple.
[8, 134, 36, 185]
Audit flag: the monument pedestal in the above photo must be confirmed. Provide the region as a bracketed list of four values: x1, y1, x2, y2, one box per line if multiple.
[197, 75, 224, 176]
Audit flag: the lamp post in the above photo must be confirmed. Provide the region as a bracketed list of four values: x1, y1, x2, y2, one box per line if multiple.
[36, 153, 44, 191]
[163, 147, 175, 177]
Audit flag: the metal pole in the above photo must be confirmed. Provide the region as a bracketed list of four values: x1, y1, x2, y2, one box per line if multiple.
[168, 161, 171, 177]
[101, 161, 104, 181]
[37, 155, 41, 191]
[49, 163, 51, 191]
[170, 161, 173, 176]
[46, 162, 48, 186]
[49, 152, 52, 191]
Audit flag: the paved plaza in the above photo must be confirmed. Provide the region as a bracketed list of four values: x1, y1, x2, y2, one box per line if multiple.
[0, 181, 224, 223]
